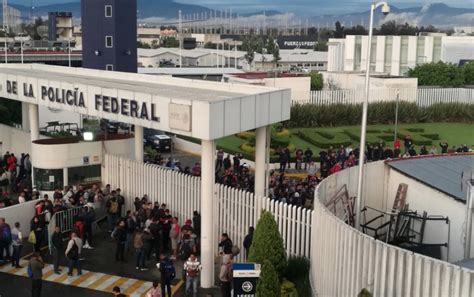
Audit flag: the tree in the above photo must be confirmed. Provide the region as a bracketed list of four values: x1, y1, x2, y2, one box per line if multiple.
[266, 36, 280, 66]
[248, 211, 287, 277]
[161, 36, 179, 48]
[241, 35, 260, 65]
[256, 261, 280, 297]
[151, 39, 159, 49]
[334, 21, 345, 38]
[204, 42, 217, 49]
[308, 72, 324, 90]
[462, 61, 474, 85]
[314, 40, 328, 51]
[137, 41, 151, 48]
[408, 62, 465, 87]
[0, 98, 21, 126]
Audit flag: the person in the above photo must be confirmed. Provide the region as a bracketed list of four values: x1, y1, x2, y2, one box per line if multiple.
[279, 148, 288, 173]
[223, 155, 232, 171]
[125, 210, 137, 252]
[51, 225, 63, 274]
[192, 211, 201, 237]
[304, 147, 313, 170]
[420, 145, 428, 155]
[439, 141, 449, 154]
[113, 220, 127, 262]
[65, 232, 83, 276]
[29, 252, 44, 297]
[11, 222, 23, 268]
[219, 233, 233, 255]
[219, 254, 233, 297]
[243, 226, 254, 259]
[81, 206, 95, 249]
[158, 254, 175, 297]
[146, 281, 161, 297]
[404, 135, 413, 153]
[106, 192, 120, 232]
[116, 188, 125, 217]
[184, 253, 202, 297]
[133, 228, 150, 271]
[112, 286, 126, 297]
[170, 217, 180, 259]
[0, 217, 12, 263]
[216, 149, 224, 172]
[18, 191, 26, 204]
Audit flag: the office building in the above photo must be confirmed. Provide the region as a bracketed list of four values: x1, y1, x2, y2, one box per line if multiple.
[81, 0, 137, 72]
[48, 12, 74, 41]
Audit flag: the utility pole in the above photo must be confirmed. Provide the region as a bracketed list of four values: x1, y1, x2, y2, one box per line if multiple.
[178, 10, 182, 68]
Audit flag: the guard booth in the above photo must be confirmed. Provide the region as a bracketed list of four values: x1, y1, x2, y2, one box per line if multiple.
[232, 263, 261, 297]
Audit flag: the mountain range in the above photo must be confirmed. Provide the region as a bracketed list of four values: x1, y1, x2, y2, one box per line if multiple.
[7, 1, 474, 26]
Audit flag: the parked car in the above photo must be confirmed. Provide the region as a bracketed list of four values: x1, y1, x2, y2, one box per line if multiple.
[145, 130, 172, 153]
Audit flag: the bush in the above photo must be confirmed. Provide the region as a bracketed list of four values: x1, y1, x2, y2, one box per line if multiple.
[307, 72, 323, 91]
[463, 61, 474, 85]
[237, 130, 256, 139]
[408, 61, 465, 87]
[285, 256, 311, 297]
[280, 279, 298, 297]
[256, 260, 281, 297]
[358, 288, 373, 297]
[298, 129, 351, 148]
[248, 211, 287, 277]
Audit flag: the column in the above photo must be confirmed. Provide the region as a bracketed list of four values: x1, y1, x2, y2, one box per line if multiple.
[254, 126, 267, 197]
[63, 168, 69, 189]
[200, 139, 215, 288]
[21, 102, 30, 132]
[134, 125, 144, 162]
[28, 103, 39, 142]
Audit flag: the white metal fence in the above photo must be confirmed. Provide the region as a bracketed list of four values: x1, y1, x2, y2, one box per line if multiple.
[104, 154, 473, 296]
[103, 154, 313, 263]
[304, 88, 474, 106]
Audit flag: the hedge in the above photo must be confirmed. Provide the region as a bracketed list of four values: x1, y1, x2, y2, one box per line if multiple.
[290, 102, 474, 128]
[298, 129, 351, 148]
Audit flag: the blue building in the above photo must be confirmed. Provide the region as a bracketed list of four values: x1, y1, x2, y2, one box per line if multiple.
[81, 0, 137, 73]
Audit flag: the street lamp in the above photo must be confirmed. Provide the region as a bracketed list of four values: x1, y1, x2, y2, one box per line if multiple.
[354, 1, 390, 229]
[1, 29, 7, 64]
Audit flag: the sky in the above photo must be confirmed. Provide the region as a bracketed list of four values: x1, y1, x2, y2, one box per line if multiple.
[9, 0, 474, 15]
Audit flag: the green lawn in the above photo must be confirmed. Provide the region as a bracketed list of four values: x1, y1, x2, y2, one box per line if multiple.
[216, 123, 474, 158]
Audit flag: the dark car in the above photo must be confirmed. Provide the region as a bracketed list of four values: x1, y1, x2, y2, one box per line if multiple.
[145, 131, 172, 153]
[100, 119, 118, 134]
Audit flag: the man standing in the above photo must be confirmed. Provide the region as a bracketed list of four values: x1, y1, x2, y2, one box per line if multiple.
[51, 226, 63, 274]
[243, 226, 254, 260]
[29, 252, 44, 297]
[404, 135, 413, 153]
[216, 149, 224, 172]
[114, 220, 127, 262]
[184, 253, 202, 297]
[11, 222, 23, 268]
[439, 141, 449, 154]
[295, 148, 303, 170]
[106, 192, 120, 232]
[304, 147, 313, 170]
[218, 233, 233, 255]
[158, 254, 175, 297]
[0, 217, 12, 264]
[65, 232, 83, 276]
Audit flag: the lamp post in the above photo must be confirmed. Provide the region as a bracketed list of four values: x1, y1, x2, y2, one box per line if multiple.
[2, 29, 7, 64]
[68, 38, 71, 67]
[354, 1, 390, 229]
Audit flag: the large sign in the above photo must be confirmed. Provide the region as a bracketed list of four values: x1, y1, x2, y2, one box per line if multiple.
[277, 35, 317, 49]
[233, 263, 261, 297]
[1, 76, 194, 133]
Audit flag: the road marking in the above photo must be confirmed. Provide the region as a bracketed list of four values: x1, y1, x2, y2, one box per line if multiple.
[123, 280, 145, 295]
[104, 276, 129, 292]
[87, 274, 113, 290]
[70, 271, 95, 286]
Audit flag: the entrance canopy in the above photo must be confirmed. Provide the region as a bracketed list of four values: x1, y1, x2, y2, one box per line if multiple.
[0, 64, 291, 140]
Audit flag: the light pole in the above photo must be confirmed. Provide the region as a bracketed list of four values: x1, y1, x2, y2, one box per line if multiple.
[20, 38, 23, 64]
[1, 29, 7, 64]
[68, 38, 71, 67]
[354, 1, 390, 229]
[393, 88, 400, 141]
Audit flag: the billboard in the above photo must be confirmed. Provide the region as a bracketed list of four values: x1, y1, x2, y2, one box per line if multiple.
[277, 36, 317, 49]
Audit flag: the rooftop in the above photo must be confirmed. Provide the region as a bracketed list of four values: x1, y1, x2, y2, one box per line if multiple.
[387, 154, 474, 201]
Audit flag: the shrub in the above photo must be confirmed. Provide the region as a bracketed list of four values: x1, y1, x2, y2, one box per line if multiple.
[298, 129, 352, 148]
[285, 256, 311, 297]
[358, 288, 373, 297]
[408, 61, 465, 87]
[248, 211, 287, 277]
[463, 61, 474, 85]
[307, 72, 323, 91]
[280, 279, 298, 297]
[237, 130, 256, 139]
[256, 260, 281, 297]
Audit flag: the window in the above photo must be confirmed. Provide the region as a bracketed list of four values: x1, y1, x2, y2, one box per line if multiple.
[106, 64, 114, 71]
[68, 165, 101, 186]
[34, 168, 63, 191]
[105, 5, 113, 17]
[105, 36, 113, 48]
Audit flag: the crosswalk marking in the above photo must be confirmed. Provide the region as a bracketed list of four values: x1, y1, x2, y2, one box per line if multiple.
[0, 261, 183, 296]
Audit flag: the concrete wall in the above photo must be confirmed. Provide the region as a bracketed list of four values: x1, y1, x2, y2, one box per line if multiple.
[0, 124, 33, 155]
[38, 105, 83, 129]
[322, 72, 418, 90]
[264, 76, 310, 102]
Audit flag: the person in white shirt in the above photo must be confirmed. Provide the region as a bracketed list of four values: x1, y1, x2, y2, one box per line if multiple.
[11, 222, 23, 268]
[184, 253, 202, 297]
[65, 232, 83, 276]
[18, 192, 26, 204]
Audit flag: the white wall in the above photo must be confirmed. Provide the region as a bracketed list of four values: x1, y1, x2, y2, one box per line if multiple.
[0, 200, 38, 239]
[264, 76, 310, 102]
[385, 167, 468, 262]
[38, 105, 82, 129]
[322, 72, 418, 90]
[0, 124, 33, 155]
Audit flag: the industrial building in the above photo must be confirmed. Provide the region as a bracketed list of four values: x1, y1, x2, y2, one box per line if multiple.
[327, 35, 474, 76]
[48, 12, 74, 41]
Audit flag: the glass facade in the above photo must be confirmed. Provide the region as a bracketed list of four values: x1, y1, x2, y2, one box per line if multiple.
[416, 37, 426, 64]
[384, 36, 393, 73]
[433, 37, 442, 62]
[34, 168, 63, 191]
[400, 36, 409, 75]
[354, 36, 362, 71]
[68, 165, 101, 186]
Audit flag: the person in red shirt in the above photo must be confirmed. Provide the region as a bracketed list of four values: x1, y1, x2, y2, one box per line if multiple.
[393, 138, 401, 150]
[329, 161, 343, 175]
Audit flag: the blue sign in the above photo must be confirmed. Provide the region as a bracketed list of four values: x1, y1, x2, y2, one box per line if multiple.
[233, 263, 261, 297]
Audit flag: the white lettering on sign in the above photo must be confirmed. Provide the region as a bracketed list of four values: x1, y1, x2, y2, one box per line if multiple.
[169, 103, 191, 132]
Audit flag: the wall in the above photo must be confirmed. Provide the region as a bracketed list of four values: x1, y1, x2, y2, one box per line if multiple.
[385, 167, 468, 262]
[38, 105, 82, 129]
[264, 76, 310, 102]
[322, 72, 418, 90]
[0, 200, 38, 239]
[0, 124, 33, 155]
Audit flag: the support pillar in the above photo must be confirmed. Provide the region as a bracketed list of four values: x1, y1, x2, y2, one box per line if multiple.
[255, 126, 267, 197]
[28, 103, 39, 142]
[200, 139, 215, 288]
[21, 102, 30, 132]
[134, 125, 144, 162]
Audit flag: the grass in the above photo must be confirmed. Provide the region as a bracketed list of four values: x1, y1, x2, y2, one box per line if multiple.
[216, 123, 474, 158]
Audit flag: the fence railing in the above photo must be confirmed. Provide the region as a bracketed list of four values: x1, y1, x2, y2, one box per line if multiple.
[303, 88, 474, 106]
[104, 154, 313, 263]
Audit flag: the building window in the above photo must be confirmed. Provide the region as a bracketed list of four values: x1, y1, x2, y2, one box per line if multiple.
[106, 64, 114, 71]
[105, 36, 113, 48]
[34, 168, 64, 191]
[105, 5, 113, 17]
[68, 165, 101, 186]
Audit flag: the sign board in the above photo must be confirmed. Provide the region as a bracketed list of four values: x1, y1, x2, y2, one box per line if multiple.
[83, 156, 89, 165]
[277, 35, 317, 49]
[233, 263, 261, 297]
[48, 175, 55, 183]
[169, 103, 192, 132]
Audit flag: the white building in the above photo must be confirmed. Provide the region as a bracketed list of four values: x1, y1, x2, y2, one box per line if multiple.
[253, 49, 328, 72]
[328, 35, 474, 76]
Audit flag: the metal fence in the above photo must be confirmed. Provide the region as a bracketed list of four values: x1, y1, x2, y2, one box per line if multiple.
[104, 154, 473, 296]
[304, 88, 474, 106]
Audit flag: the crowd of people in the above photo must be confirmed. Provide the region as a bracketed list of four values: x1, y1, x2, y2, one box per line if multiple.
[0, 152, 32, 206]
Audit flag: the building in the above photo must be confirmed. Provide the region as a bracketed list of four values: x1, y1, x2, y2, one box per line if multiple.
[3, 5, 21, 33]
[137, 27, 161, 45]
[81, 0, 137, 72]
[253, 49, 327, 72]
[48, 12, 74, 41]
[327, 35, 474, 76]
